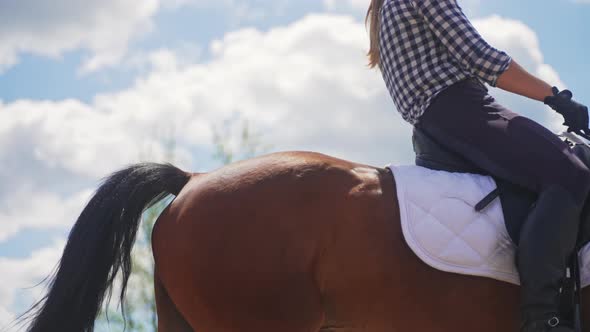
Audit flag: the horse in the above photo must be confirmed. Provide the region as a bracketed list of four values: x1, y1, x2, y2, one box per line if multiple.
[17, 150, 590, 332]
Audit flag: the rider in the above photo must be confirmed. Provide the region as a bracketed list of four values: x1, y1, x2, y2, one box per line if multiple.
[366, 0, 590, 331]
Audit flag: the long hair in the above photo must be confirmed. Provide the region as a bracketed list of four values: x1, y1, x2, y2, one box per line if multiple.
[366, 0, 385, 69]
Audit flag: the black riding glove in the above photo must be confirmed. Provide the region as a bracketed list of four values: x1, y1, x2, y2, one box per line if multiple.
[544, 87, 590, 135]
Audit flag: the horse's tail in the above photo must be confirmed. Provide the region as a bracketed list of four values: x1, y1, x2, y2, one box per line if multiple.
[21, 162, 191, 332]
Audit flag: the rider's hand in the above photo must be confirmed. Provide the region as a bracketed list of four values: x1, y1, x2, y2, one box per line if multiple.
[544, 87, 590, 135]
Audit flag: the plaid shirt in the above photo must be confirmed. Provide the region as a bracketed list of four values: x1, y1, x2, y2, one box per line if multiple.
[378, 0, 512, 124]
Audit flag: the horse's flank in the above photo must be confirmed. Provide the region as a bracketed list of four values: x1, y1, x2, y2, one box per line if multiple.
[152, 151, 391, 330]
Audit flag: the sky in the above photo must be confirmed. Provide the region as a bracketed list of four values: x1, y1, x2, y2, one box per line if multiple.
[1, 0, 589, 328]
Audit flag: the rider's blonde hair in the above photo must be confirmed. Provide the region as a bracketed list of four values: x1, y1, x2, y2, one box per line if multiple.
[366, 0, 385, 69]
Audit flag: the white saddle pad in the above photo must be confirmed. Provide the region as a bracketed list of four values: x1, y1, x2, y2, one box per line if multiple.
[387, 164, 590, 288]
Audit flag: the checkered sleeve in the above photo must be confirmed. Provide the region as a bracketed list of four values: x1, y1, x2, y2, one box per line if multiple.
[410, 0, 512, 87]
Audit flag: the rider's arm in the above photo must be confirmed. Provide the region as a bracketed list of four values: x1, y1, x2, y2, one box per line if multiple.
[496, 60, 554, 102]
[410, 0, 512, 87]
[411, 0, 554, 102]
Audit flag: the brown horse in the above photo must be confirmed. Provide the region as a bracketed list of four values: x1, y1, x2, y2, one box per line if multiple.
[18, 151, 590, 331]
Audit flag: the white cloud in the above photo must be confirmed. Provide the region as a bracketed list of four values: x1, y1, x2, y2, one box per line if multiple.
[0, 307, 14, 331]
[0, 188, 92, 243]
[0, 241, 65, 329]
[0, 0, 162, 74]
[0, 99, 150, 177]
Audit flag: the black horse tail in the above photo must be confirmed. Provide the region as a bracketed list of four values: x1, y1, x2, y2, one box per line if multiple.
[20, 162, 191, 332]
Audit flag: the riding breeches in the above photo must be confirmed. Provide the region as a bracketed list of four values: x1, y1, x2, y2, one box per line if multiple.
[415, 78, 590, 206]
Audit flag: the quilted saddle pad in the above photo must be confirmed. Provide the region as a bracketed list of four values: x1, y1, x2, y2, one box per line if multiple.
[387, 164, 590, 287]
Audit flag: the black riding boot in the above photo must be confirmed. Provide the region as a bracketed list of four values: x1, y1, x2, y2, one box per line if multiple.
[518, 186, 582, 332]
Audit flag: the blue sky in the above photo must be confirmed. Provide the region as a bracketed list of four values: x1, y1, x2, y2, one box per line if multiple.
[1, 0, 589, 328]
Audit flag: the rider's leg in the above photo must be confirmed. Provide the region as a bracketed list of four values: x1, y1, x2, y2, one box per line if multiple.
[517, 186, 582, 332]
[415, 78, 590, 331]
